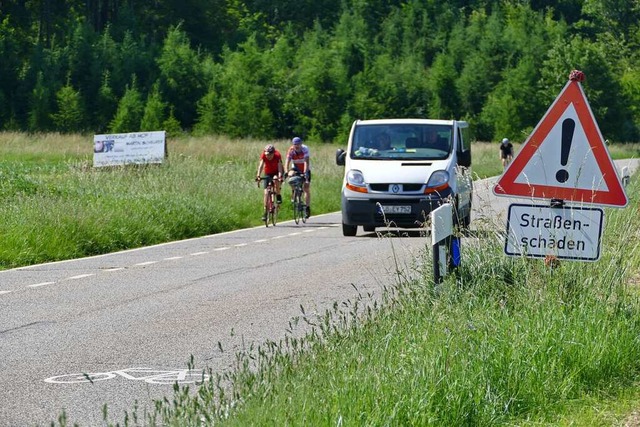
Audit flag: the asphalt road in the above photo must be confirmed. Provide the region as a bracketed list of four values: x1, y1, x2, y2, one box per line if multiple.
[0, 159, 636, 426]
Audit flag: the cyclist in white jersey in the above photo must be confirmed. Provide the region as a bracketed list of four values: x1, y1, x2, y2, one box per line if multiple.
[285, 136, 311, 218]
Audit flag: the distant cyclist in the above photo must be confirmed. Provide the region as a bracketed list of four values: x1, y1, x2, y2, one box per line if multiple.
[256, 144, 284, 221]
[285, 136, 311, 218]
[499, 137, 513, 170]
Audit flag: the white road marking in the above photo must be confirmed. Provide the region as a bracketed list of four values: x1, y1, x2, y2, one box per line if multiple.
[68, 274, 95, 280]
[28, 282, 55, 288]
[4, 218, 339, 288]
[0, 290, 13, 295]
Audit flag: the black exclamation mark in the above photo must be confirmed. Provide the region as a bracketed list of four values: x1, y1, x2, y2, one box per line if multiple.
[556, 118, 575, 183]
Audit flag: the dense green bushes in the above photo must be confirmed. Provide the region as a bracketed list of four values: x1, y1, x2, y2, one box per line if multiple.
[1, 1, 640, 142]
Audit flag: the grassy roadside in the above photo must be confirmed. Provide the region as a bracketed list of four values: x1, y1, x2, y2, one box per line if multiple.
[124, 173, 640, 426]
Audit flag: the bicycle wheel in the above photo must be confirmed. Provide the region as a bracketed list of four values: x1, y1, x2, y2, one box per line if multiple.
[44, 372, 116, 384]
[270, 191, 278, 226]
[264, 192, 271, 227]
[297, 188, 307, 224]
[292, 189, 302, 224]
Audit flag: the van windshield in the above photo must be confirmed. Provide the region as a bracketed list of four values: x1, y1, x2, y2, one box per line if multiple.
[351, 124, 452, 160]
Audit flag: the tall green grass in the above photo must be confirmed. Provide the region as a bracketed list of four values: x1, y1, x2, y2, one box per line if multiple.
[131, 176, 640, 426]
[0, 133, 342, 269]
[0, 133, 635, 271]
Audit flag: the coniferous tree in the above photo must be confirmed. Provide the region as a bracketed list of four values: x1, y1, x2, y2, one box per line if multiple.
[140, 82, 166, 132]
[262, 31, 298, 137]
[94, 71, 117, 133]
[157, 25, 205, 130]
[287, 23, 348, 141]
[0, 17, 22, 129]
[217, 37, 274, 138]
[109, 78, 144, 133]
[51, 83, 85, 133]
[426, 54, 459, 120]
[163, 107, 183, 138]
[28, 72, 53, 132]
[194, 87, 221, 136]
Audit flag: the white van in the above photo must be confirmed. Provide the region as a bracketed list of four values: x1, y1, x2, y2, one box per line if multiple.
[336, 118, 472, 236]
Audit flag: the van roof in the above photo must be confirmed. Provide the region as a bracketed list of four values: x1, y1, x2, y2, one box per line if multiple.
[355, 118, 467, 127]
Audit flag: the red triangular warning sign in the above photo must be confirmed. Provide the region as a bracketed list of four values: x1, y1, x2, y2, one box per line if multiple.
[493, 79, 628, 207]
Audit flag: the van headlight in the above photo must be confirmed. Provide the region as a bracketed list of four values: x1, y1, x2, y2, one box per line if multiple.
[346, 169, 368, 193]
[425, 170, 450, 193]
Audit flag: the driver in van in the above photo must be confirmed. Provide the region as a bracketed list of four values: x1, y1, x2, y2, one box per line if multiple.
[374, 132, 392, 150]
[425, 130, 439, 147]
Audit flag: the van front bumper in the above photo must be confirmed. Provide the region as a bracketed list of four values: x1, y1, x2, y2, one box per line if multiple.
[341, 191, 451, 228]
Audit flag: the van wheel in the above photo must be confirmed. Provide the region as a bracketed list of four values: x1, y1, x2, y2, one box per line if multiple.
[454, 196, 470, 230]
[462, 194, 472, 229]
[342, 223, 358, 236]
[363, 225, 375, 232]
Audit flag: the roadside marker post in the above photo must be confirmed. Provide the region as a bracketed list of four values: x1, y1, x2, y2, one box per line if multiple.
[621, 166, 630, 187]
[431, 203, 460, 283]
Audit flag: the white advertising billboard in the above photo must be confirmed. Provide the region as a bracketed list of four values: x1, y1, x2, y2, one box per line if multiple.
[93, 131, 166, 167]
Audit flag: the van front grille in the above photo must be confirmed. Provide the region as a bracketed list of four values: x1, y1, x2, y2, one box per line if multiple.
[369, 183, 424, 192]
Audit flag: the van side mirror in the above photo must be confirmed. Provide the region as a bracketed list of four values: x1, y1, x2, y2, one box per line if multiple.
[457, 150, 471, 168]
[336, 149, 346, 166]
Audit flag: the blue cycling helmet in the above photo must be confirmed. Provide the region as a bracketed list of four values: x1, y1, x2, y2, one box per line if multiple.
[292, 137, 302, 145]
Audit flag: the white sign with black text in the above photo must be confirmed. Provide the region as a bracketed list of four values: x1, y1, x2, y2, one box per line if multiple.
[505, 203, 604, 261]
[93, 131, 166, 167]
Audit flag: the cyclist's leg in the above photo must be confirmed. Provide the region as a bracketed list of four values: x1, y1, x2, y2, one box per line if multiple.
[304, 171, 311, 217]
[274, 175, 282, 203]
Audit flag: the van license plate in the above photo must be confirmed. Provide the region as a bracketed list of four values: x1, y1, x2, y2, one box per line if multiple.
[381, 205, 411, 214]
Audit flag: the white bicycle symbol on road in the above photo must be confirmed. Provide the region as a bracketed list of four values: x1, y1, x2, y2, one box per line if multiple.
[44, 367, 209, 385]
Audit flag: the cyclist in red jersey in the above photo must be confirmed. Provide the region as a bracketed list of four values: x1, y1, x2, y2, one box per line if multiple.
[256, 144, 284, 221]
[285, 136, 311, 218]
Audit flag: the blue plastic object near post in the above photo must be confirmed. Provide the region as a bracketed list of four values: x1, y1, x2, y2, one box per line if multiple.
[451, 237, 461, 267]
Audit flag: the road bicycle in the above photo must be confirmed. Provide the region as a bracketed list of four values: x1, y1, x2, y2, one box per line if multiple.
[44, 367, 209, 385]
[258, 176, 279, 227]
[287, 172, 307, 225]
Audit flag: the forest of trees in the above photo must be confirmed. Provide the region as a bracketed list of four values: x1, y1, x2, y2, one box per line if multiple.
[1, 0, 639, 142]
